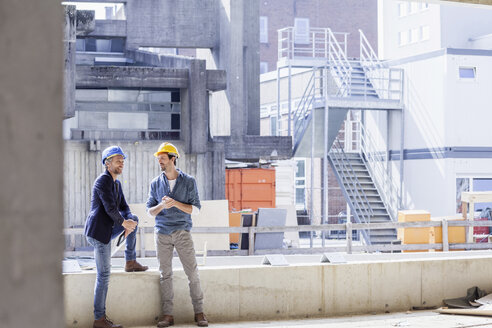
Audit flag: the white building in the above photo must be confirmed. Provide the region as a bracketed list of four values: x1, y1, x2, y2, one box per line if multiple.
[375, 0, 492, 216]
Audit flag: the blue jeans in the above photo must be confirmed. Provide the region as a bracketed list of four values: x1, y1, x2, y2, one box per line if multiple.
[86, 216, 139, 319]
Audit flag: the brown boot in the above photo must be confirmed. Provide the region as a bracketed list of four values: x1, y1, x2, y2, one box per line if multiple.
[157, 315, 174, 327]
[125, 260, 148, 272]
[93, 316, 123, 328]
[194, 313, 208, 327]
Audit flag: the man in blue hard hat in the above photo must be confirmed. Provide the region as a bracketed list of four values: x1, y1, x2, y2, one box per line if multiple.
[85, 145, 148, 328]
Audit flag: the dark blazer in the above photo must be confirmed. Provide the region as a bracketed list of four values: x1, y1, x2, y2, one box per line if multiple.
[84, 170, 132, 244]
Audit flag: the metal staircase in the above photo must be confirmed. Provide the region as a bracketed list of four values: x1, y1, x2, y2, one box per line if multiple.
[278, 27, 403, 246]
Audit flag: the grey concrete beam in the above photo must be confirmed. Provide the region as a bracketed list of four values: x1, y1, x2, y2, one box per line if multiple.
[189, 60, 208, 153]
[87, 20, 126, 38]
[127, 50, 192, 69]
[206, 70, 227, 91]
[126, 51, 226, 92]
[76, 53, 126, 66]
[125, 0, 217, 48]
[214, 136, 293, 161]
[76, 66, 189, 88]
[64, 5, 76, 119]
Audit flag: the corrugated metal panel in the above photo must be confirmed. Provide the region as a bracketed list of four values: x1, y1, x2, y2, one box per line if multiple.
[225, 168, 276, 212]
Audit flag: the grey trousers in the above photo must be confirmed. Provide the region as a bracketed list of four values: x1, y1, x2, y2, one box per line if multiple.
[155, 230, 204, 315]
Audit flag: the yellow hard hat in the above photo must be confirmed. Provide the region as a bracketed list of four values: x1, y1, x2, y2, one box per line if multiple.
[154, 142, 180, 158]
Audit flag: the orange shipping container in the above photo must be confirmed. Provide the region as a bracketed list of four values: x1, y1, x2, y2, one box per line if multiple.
[225, 168, 275, 212]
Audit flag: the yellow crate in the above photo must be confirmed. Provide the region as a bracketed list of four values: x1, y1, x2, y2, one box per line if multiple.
[430, 215, 466, 251]
[398, 210, 431, 252]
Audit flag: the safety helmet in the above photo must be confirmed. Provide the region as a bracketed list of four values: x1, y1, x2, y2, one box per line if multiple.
[101, 146, 126, 165]
[154, 142, 180, 158]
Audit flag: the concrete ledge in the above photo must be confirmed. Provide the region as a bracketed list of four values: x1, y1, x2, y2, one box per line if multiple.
[64, 254, 492, 327]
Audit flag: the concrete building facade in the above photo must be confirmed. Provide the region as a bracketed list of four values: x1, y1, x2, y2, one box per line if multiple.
[62, 0, 292, 247]
[373, 1, 492, 216]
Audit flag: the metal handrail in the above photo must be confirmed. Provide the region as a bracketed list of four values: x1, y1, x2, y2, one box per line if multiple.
[65, 219, 492, 256]
[330, 137, 374, 245]
[359, 29, 381, 70]
[326, 29, 352, 97]
[359, 123, 400, 220]
[292, 69, 317, 144]
[358, 30, 404, 102]
[278, 27, 349, 60]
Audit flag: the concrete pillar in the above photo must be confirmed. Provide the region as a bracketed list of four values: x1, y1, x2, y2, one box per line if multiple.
[215, 0, 260, 138]
[180, 87, 191, 153]
[64, 5, 76, 119]
[243, 0, 260, 136]
[189, 59, 209, 153]
[0, 1, 64, 327]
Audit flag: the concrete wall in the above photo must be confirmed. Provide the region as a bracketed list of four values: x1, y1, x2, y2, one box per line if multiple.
[0, 1, 64, 327]
[378, 0, 492, 60]
[64, 254, 492, 327]
[444, 53, 492, 146]
[376, 51, 492, 215]
[378, 0, 442, 60]
[125, 0, 217, 48]
[440, 3, 492, 49]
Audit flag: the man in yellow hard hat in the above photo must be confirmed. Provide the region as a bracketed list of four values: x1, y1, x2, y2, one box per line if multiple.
[146, 142, 208, 327]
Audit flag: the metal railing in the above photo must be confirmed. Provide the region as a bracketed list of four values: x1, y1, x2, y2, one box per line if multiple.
[359, 29, 381, 70]
[359, 123, 400, 221]
[358, 30, 404, 102]
[278, 27, 349, 61]
[64, 219, 492, 256]
[291, 67, 324, 151]
[330, 136, 374, 245]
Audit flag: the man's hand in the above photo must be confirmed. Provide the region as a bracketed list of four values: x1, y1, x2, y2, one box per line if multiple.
[160, 196, 193, 214]
[122, 219, 137, 237]
[161, 196, 176, 209]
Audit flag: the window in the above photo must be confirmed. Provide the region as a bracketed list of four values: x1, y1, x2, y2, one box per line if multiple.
[420, 25, 430, 41]
[270, 116, 277, 136]
[295, 159, 306, 209]
[76, 37, 125, 53]
[410, 28, 419, 43]
[459, 67, 476, 79]
[260, 62, 269, 74]
[294, 18, 310, 44]
[398, 2, 408, 17]
[260, 16, 268, 43]
[281, 102, 288, 114]
[260, 106, 269, 118]
[456, 177, 492, 213]
[409, 2, 419, 14]
[420, 2, 429, 10]
[96, 39, 111, 52]
[398, 30, 409, 46]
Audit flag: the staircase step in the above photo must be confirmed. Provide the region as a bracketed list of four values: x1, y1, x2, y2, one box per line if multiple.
[368, 236, 398, 243]
[369, 229, 398, 236]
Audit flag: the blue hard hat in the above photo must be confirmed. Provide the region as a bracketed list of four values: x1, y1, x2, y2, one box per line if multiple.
[101, 146, 126, 165]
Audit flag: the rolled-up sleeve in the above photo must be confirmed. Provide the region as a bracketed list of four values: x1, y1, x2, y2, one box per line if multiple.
[188, 178, 201, 210]
[146, 181, 159, 210]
